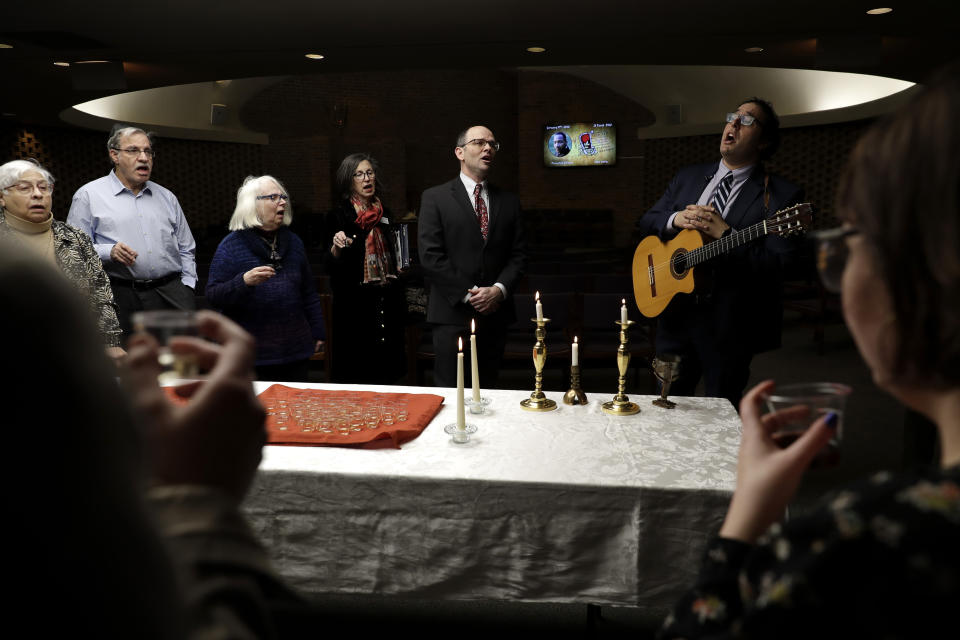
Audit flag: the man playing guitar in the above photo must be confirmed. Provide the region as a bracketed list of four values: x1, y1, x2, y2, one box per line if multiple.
[636, 97, 805, 408]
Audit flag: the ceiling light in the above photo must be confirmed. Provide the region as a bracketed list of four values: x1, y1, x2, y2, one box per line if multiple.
[866, 7, 893, 14]
[0, 44, 13, 49]
[53, 61, 70, 67]
[744, 47, 764, 53]
[526, 46, 546, 53]
[305, 53, 325, 60]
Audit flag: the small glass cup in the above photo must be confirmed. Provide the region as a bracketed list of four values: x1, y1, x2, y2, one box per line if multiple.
[132, 310, 201, 384]
[762, 382, 852, 468]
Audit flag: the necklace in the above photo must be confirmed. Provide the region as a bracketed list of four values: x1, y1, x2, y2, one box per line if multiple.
[258, 231, 282, 269]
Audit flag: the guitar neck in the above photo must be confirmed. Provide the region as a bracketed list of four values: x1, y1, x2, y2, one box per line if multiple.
[686, 219, 769, 266]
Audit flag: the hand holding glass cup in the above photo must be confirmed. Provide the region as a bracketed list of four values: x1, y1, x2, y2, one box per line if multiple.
[761, 382, 852, 468]
[131, 310, 202, 384]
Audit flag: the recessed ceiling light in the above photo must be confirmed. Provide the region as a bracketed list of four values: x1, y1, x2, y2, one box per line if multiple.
[0, 44, 13, 49]
[526, 46, 546, 53]
[305, 53, 325, 60]
[866, 7, 893, 14]
[53, 61, 70, 67]
[744, 46, 764, 53]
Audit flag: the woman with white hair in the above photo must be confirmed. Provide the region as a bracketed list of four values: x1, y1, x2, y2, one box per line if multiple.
[0, 158, 123, 358]
[205, 175, 325, 381]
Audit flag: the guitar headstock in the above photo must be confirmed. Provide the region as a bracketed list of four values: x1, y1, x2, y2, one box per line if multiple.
[767, 203, 812, 237]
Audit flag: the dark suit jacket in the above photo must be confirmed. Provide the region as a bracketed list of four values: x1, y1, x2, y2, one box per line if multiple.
[418, 177, 526, 326]
[638, 162, 804, 355]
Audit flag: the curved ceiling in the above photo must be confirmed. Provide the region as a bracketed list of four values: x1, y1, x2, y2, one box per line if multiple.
[2, 0, 956, 132]
[62, 66, 916, 143]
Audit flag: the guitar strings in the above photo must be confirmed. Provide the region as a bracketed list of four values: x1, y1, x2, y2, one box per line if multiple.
[644, 205, 808, 278]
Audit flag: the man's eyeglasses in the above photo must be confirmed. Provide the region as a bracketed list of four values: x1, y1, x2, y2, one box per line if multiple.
[111, 146, 156, 158]
[353, 170, 376, 180]
[3, 181, 54, 195]
[725, 112, 761, 127]
[813, 226, 859, 294]
[460, 138, 501, 152]
[256, 193, 289, 202]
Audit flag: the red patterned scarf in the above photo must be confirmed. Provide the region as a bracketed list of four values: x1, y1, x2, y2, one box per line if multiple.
[351, 196, 396, 285]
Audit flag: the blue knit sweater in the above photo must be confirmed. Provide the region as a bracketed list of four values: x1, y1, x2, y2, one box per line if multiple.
[206, 228, 325, 365]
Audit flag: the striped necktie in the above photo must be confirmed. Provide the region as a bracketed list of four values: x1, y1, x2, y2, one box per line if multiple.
[712, 172, 735, 217]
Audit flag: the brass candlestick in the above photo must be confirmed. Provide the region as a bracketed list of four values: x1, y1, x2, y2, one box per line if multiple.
[521, 317, 557, 412]
[602, 320, 640, 416]
[652, 354, 682, 408]
[563, 364, 588, 405]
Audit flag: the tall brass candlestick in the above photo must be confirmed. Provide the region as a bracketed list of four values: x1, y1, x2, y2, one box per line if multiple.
[602, 320, 640, 416]
[520, 317, 557, 412]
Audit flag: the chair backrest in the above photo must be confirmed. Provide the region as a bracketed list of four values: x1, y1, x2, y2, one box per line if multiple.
[525, 273, 592, 296]
[591, 273, 632, 295]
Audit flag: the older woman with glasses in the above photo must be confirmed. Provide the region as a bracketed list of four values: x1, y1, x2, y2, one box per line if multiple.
[0, 158, 123, 358]
[323, 153, 407, 384]
[659, 65, 960, 638]
[206, 175, 325, 381]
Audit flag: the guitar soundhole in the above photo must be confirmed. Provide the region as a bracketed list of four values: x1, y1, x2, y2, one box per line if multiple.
[670, 249, 688, 279]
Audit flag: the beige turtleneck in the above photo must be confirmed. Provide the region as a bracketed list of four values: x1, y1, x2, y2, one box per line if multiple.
[3, 210, 57, 265]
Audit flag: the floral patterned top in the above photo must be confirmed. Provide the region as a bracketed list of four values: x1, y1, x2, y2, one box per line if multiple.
[659, 464, 960, 639]
[0, 210, 121, 347]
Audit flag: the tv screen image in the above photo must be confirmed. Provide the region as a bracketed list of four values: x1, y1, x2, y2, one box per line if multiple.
[543, 123, 616, 167]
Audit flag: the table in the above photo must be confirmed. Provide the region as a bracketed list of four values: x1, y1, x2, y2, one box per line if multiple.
[244, 383, 741, 610]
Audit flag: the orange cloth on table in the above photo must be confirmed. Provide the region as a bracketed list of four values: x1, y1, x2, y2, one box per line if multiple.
[164, 385, 444, 449]
[257, 385, 443, 449]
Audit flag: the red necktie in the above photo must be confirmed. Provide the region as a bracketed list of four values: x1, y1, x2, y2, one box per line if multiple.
[473, 183, 489, 240]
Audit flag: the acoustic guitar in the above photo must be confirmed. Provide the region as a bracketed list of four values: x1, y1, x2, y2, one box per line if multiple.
[632, 203, 812, 318]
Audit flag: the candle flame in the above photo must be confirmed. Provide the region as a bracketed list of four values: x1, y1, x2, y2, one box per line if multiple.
[471, 319, 476, 333]
[535, 291, 540, 302]
[574, 336, 578, 344]
[458, 337, 463, 352]
[621, 298, 626, 305]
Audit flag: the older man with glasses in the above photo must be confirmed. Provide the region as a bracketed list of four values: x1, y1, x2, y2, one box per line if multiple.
[418, 124, 527, 389]
[68, 124, 197, 340]
[637, 98, 805, 408]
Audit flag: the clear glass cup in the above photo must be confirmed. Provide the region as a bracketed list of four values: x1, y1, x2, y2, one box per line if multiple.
[762, 382, 852, 468]
[132, 310, 200, 384]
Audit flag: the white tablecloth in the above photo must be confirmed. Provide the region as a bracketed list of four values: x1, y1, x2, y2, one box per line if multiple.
[244, 383, 740, 609]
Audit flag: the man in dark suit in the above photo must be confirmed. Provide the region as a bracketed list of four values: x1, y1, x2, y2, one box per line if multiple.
[637, 98, 804, 407]
[418, 125, 527, 388]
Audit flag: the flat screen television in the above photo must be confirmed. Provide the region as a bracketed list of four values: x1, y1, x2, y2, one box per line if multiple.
[543, 122, 616, 167]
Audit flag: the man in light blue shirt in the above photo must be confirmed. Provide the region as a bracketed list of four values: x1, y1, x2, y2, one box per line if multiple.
[68, 126, 197, 338]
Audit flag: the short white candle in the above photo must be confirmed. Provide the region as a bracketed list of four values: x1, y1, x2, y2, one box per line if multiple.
[535, 291, 543, 321]
[621, 298, 628, 324]
[572, 336, 579, 366]
[470, 319, 481, 402]
[456, 337, 466, 430]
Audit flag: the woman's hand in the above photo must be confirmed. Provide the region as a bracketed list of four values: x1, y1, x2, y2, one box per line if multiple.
[330, 231, 354, 258]
[718, 380, 837, 543]
[243, 266, 275, 286]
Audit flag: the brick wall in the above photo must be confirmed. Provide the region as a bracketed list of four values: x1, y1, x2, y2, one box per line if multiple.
[2, 68, 872, 264]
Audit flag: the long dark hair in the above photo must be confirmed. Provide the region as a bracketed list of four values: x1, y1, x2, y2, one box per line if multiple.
[334, 153, 385, 203]
[836, 63, 960, 386]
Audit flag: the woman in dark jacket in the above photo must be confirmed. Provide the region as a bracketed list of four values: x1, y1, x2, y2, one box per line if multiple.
[206, 175, 325, 381]
[324, 154, 406, 384]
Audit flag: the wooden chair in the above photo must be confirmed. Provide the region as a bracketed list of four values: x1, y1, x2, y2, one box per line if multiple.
[308, 293, 334, 381]
[521, 273, 592, 296]
[578, 292, 655, 390]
